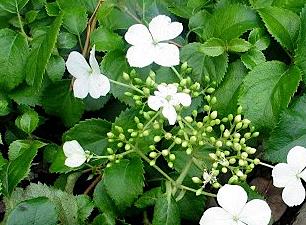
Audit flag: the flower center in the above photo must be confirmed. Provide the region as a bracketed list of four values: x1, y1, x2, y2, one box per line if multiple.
[232, 215, 240, 222]
[165, 95, 173, 102]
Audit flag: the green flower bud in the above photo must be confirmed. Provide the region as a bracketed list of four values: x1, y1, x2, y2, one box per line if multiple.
[117, 142, 123, 148]
[119, 133, 125, 141]
[205, 95, 211, 102]
[228, 114, 234, 121]
[182, 141, 188, 148]
[162, 149, 169, 156]
[244, 133, 251, 139]
[115, 126, 123, 133]
[206, 126, 213, 132]
[204, 75, 210, 82]
[222, 117, 229, 122]
[131, 132, 138, 137]
[253, 158, 260, 165]
[224, 151, 230, 156]
[108, 155, 115, 161]
[236, 170, 244, 177]
[181, 62, 188, 70]
[143, 130, 150, 136]
[180, 79, 187, 86]
[143, 87, 150, 96]
[210, 111, 218, 119]
[107, 132, 114, 138]
[134, 117, 140, 123]
[150, 160, 156, 166]
[229, 158, 236, 164]
[185, 116, 193, 123]
[252, 132, 260, 137]
[154, 136, 161, 142]
[168, 162, 174, 168]
[124, 92, 133, 96]
[211, 96, 217, 104]
[192, 177, 202, 183]
[190, 136, 197, 143]
[196, 189, 203, 196]
[210, 137, 216, 143]
[233, 143, 242, 151]
[236, 122, 243, 129]
[203, 105, 210, 112]
[199, 141, 204, 146]
[241, 152, 248, 159]
[107, 148, 113, 154]
[192, 110, 198, 117]
[239, 159, 246, 166]
[234, 115, 241, 123]
[212, 169, 220, 176]
[213, 162, 219, 168]
[226, 141, 233, 147]
[174, 137, 182, 144]
[220, 124, 225, 132]
[250, 186, 256, 191]
[212, 182, 221, 189]
[186, 148, 192, 155]
[206, 87, 215, 94]
[216, 140, 223, 147]
[237, 106, 243, 114]
[149, 152, 158, 158]
[240, 138, 246, 144]
[209, 153, 218, 160]
[106, 163, 112, 168]
[137, 123, 144, 130]
[169, 154, 176, 161]
[229, 175, 238, 184]
[125, 144, 131, 151]
[223, 129, 230, 138]
[122, 72, 130, 80]
[221, 167, 228, 173]
[149, 145, 155, 150]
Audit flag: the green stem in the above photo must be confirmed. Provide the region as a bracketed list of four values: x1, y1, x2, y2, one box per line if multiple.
[143, 111, 160, 130]
[171, 66, 183, 80]
[109, 79, 144, 95]
[180, 185, 217, 197]
[17, 10, 28, 44]
[259, 161, 274, 169]
[175, 158, 193, 186]
[94, 150, 135, 159]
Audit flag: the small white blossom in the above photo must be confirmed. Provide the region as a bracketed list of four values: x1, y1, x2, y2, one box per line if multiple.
[63, 140, 87, 168]
[200, 185, 271, 225]
[272, 146, 306, 207]
[124, 15, 183, 68]
[66, 45, 110, 99]
[148, 83, 191, 125]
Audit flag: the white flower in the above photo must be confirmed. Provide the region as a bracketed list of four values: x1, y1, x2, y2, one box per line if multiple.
[148, 83, 191, 125]
[124, 15, 183, 68]
[272, 146, 306, 207]
[66, 45, 110, 99]
[200, 185, 271, 225]
[63, 140, 87, 168]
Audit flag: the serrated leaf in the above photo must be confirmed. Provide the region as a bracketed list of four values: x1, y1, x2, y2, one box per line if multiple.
[46, 55, 65, 82]
[241, 48, 266, 70]
[200, 38, 225, 57]
[178, 192, 206, 222]
[26, 14, 63, 88]
[91, 27, 124, 52]
[248, 28, 270, 50]
[63, 7, 87, 36]
[295, 6, 306, 82]
[104, 157, 144, 208]
[202, 4, 259, 41]
[42, 80, 85, 127]
[189, 10, 211, 38]
[57, 32, 77, 49]
[92, 213, 116, 225]
[0, 29, 29, 90]
[258, 6, 300, 51]
[15, 110, 39, 134]
[181, 43, 228, 84]
[8, 140, 45, 161]
[7, 197, 58, 225]
[227, 38, 252, 52]
[265, 95, 306, 163]
[272, 0, 306, 14]
[76, 195, 94, 223]
[0, 0, 29, 13]
[239, 61, 301, 131]
[152, 196, 180, 225]
[45, 2, 60, 16]
[135, 187, 162, 208]
[250, 0, 273, 9]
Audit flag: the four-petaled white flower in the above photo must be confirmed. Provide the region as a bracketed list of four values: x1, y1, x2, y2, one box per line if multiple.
[148, 83, 191, 125]
[66, 45, 110, 99]
[124, 15, 183, 68]
[63, 140, 87, 168]
[200, 185, 271, 225]
[272, 146, 306, 207]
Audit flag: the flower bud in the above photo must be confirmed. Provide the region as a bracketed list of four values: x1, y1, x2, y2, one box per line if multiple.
[186, 148, 192, 155]
[211, 96, 217, 104]
[221, 167, 228, 173]
[209, 153, 218, 160]
[229, 175, 238, 184]
[234, 115, 241, 123]
[196, 189, 203, 196]
[252, 132, 260, 137]
[206, 126, 213, 132]
[137, 123, 144, 129]
[226, 141, 233, 147]
[162, 149, 169, 156]
[206, 87, 215, 94]
[190, 136, 197, 143]
[164, 132, 172, 140]
[192, 177, 202, 183]
[253, 158, 260, 165]
[203, 105, 210, 111]
[123, 72, 130, 80]
[150, 160, 156, 166]
[174, 137, 182, 144]
[237, 106, 243, 114]
[149, 145, 155, 150]
[169, 154, 176, 161]
[212, 182, 221, 189]
[149, 152, 157, 158]
[233, 143, 242, 151]
[154, 136, 161, 142]
[215, 140, 223, 147]
[244, 132, 251, 139]
[210, 111, 218, 119]
[228, 114, 234, 121]
[181, 62, 188, 70]
[125, 144, 131, 151]
[223, 129, 230, 138]
[236, 122, 243, 129]
[229, 158, 236, 164]
[185, 116, 193, 123]
[168, 162, 174, 168]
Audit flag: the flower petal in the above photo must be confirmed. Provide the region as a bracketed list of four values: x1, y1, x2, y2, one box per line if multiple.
[272, 163, 296, 188]
[239, 199, 271, 225]
[73, 78, 89, 99]
[162, 104, 177, 125]
[148, 96, 164, 111]
[287, 146, 306, 172]
[282, 179, 305, 207]
[88, 74, 110, 99]
[126, 45, 155, 68]
[124, 24, 153, 46]
[217, 184, 248, 216]
[154, 43, 180, 67]
[199, 207, 237, 225]
[89, 45, 100, 75]
[66, 51, 91, 79]
[173, 92, 191, 107]
[65, 155, 86, 168]
[148, 15, 183, 42]
[299, 169, 306, 182]
[63, 140, 85, 158]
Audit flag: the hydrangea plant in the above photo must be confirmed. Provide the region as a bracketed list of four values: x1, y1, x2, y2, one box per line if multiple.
[1, 0, 306, 225]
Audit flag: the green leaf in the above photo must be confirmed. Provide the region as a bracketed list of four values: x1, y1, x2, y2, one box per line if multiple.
[42, 80, 85, 127]
[241, 48, 266, 70]
[272, 0, 306, 14]
[0, 29, 29, 90]
[178, 192, 205, 222]
[9, 140, 45, 161]
[1, 141, 45, 196]
[92, 213, 116, 225]
[152, 196, 180, 225]
[45, 2, 60, 16]
[258, 6, 300, 51]
[295, 6, 306, 82]
[238, 61, 301, 131]
[63, 119, 111, 155]
[181, 43, 228, 84]
[135, 187, 162, 208]
[200, 38, 225, 57]
[104, 157, 144, 208]
[63, 7, 87, 36]
[227, 38, 252, 52]
[26, 14, 63, 88]
[202, 4, 259, 41]
[248, 28, 270, 50]
[15, 110, 39, 134]
[7, 197, 58, 225]
[250, 0, 273, 9]
[189, 10, 211, 38]
[265, 95, 306, 163]
[57, 32, 77, 49]
[0, 92, 11, 116]
[76, 195, 94, 223]
[91, 27, 124, 52]
[0, 0, 29, 13]
[46, 55, 65, 82]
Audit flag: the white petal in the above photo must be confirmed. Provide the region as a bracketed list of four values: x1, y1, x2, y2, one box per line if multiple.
[287, 146, 306, 172]
[154, 43, 180, 67]
[89, 45, 100, 75]
[199, 207, 237, 225]
[217, 185, 248, 216]
[239, 199, 271, 225]
[65, 155, 86, 168]
[63, 140, 85, 158]
[162, 104, 177, 125]
[173, 93, 191, 107]
[66, 51, 91, 79]
[157, 83, 169, 96]
[166, 84, 178, 95]
[73, 78, 89, 99]
[124, 24, 153, 46]
[88, 74, 110, 99]
[148, 15, 183, 42]
[272, 163, 296, 188]
[126, 45, 155, 68]
[299, 169, 306, 182]
[148, 96, 164, 111]
[282, 179, 305, 207]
